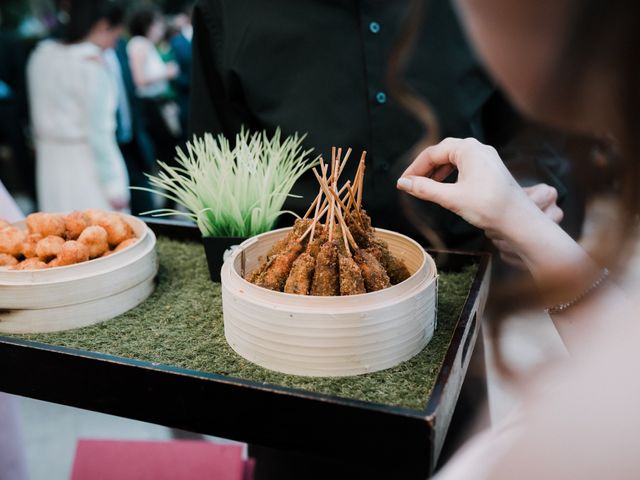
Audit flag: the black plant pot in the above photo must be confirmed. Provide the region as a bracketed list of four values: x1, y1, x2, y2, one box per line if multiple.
[202, 236, 248, 282]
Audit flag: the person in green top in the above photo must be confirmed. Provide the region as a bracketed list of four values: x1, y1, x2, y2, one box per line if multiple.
[189, 0, 581, 251]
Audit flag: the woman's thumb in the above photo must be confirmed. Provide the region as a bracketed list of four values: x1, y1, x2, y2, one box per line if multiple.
[397, 175, 454, 208]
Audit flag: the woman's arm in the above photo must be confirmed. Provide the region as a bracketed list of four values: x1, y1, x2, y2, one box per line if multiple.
[397, 137, 631, 351]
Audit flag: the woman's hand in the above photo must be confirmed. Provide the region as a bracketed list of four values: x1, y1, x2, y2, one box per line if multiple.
[491, 183, 564, 267]
[397, 137, 545, 242]
[397, 137, 589, 281]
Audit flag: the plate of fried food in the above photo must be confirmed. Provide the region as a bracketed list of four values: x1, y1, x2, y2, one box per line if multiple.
[0, 209, 157, 333]
[221, 148, 438, 377]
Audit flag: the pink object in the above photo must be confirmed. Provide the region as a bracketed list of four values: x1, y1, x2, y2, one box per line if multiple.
[71, 439, 253, 480]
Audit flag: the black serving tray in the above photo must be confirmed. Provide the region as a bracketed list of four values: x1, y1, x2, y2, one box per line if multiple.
[0, 219, 491, 479]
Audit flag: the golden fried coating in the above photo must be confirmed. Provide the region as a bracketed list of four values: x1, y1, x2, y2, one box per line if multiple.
[11, 258, 48, 270]
[55, 240, 90, 266]
[310, 241, 340, 296]
[306, 237, 325, 259]
[266, 219, 312, 258]
[245, 257, 273, 283]
[0, 253, 18, 267]
[284, 252, 316, 295]
[35, 235, 65, 261]
[256, 241, 303, 291]
[21, 233, 43, 258]
[114, 238, 137, 252]
[26, 212, 65, 237]
[247, 219, 313, 282]
[0, 220, 9, 230]
[339, 255, 366, 295]
[354, 249, 391, 292]
[371, 239, 411, 285]
[64, 211, 89, 240]
[345, 212, 373, 248]
[83, 208, 107, 226]
[0, 226, 26, 256]
[97, 213, 134, 247]
[77, 225, 109, 258]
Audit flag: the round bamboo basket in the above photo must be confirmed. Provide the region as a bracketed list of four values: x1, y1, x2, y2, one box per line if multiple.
[221, 227, 438, 377]
[0, 214, 157, 333]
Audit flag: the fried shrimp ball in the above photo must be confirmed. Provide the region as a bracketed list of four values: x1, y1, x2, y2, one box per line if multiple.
[97, 213, 134, 247]
[54, 240, 90, 267]
[83, 208, 108, 226]
[26, 212, 65, 237]
[77, 225, 109, 258]
[11, 258, 48, 270]
[64, 211, 89, 240]
[0, 219, 9, 230]
[21, 233, 43, 258]
[114, 238, 137, 252]
[35, 235, 65, 261]
[0, 226, 26, 256]
[0, 253, 18, 267]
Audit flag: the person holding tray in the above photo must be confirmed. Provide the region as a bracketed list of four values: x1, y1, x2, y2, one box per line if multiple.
[188, 0, 577, 256]
[396, 0, 640, 477]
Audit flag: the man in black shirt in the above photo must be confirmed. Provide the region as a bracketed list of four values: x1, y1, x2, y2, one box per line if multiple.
[189, 0, 580, 249]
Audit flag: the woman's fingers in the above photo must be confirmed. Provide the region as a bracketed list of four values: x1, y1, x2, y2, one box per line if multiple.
[431, 164, 455, 182]
[397, 175, 457, 209]
[524, 184, 558, 211]
[545, 204, 564, 224]
[402, 137, 466, 178]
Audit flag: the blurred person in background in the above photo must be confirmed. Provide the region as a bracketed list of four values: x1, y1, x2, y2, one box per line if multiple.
[105, 35, 157, 215]
[127, 7, 182, 174]
[27, 0, 130, 212]
[168, 7, 193, 135]
[0, 6, 34, 212]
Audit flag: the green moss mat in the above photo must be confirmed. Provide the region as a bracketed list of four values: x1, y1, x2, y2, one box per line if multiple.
[15, 238, 476, 411]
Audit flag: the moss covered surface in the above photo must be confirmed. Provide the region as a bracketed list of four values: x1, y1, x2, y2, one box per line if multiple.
[16, 238, 477, 411]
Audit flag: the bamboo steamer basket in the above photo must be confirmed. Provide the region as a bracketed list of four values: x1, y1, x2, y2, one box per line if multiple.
[221, 227, 438, 377]
[0, 214, 157, 334]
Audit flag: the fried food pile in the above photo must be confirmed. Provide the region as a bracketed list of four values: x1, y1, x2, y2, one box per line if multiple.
[247, 148, 411, 296]
[0, 209, 137, 270]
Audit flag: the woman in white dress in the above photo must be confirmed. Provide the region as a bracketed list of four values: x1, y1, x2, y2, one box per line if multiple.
[126, 8, 181, 171]
[27, 0, 129, 213]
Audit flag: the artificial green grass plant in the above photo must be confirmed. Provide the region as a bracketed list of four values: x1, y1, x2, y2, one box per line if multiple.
[139, 128, 319, 237]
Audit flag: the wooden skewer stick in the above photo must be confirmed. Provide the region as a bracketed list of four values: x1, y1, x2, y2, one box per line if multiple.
[309, 163, 328, 243]
[327, 183, 358, 255]
[299, 201, 330, 242]
[303, 192, 321, 220]
[313, 169, 357, 251]
[338, 148, 352, 178]
[335, 196, 351, 257]
[299, 179, 351, 242]
[356, 151, 366, 210]
[333, 196, 360, 253]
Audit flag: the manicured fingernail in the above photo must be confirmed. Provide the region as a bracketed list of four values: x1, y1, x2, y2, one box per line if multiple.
[397, 177, 413, 191]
